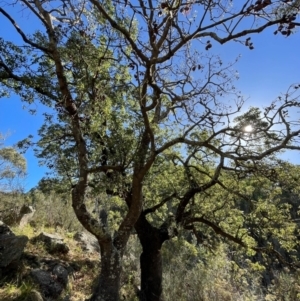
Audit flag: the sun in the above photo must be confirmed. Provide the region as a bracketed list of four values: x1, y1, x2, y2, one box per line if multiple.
[244, 125, 253, 132]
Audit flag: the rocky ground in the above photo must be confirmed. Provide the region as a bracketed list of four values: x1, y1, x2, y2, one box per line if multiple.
[0, 216, 102, 301]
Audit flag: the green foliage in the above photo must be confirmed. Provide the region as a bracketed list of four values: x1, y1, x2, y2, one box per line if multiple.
[28, 188, 83, 232]
[162, 241, 264, 301]
[266, 269, 300, 301]
[0, 280, 37, 301]
[0, 133, 26, 192]
[1, 1, 300, 300]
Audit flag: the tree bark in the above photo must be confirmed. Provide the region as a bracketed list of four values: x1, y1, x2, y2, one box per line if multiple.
[135, 212, 170, 301]
[72, 188, 123, 301]
[139, 247, 163, 301]
[90, 242, 122, 301]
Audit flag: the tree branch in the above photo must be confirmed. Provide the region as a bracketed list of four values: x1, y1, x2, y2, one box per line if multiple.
[144, 192, 177, 215]
[0, 8, 51, 53]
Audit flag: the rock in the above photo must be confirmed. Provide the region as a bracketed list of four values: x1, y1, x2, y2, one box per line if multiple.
[50, 241, 70, 254]
[29, 289, 44, 301]
[0, 221, 28, 271]
[30, 264, 69, 300]
[18, 204, 36, 228]
[74, 231, 100, 253]
[30, 269, 64, 299]
[32, 232, 69, 255]
[53, 264, 69, 287]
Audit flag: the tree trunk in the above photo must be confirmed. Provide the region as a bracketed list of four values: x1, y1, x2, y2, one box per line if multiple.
[72, 191, 122, 301]
[140, 247, 163, 301]
[90, 242, 122, 301]
[135, 213, 170, 301]
[72, 178, 143, 301]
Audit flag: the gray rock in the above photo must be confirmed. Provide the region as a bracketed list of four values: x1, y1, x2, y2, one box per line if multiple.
[32, 232, 69, 255]
[30, 269, 64, 299]
[53, 264, 69, 286]
[0, 221, 28, 268]
[30, 264, 69, 300]
[74, 231, 100, 253]
[18, 204, 36, 228]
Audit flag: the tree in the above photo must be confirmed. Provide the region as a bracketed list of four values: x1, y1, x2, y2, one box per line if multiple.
[0, 133, 27, 221]
[1, 1, 300, 300]
[0, 133, 26, 193]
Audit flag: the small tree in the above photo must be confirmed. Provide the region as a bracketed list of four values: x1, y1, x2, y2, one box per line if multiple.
[0, 133, 26, 193]
[0, 133, 27, 222]
[1, 1, 300, 300]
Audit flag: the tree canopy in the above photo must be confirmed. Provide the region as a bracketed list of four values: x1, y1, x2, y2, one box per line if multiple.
[1, 1, 300, 300]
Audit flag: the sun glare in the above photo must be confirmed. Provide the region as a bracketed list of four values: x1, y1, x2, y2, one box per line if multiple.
[244, 125, 253, 132]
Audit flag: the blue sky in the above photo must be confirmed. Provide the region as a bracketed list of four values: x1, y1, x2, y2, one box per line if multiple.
[0, 5, 300, 191]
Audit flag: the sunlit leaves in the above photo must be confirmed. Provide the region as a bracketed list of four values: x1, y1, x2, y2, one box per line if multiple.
[0, 134, 27, 192]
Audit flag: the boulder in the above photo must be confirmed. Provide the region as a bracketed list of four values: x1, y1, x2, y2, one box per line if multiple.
[18, 204, 36, 227]
[0, 221, 28, 272]
[30, 264, 69, 300]
[74, 231, 100, 253]
[32, 232, 69, 255]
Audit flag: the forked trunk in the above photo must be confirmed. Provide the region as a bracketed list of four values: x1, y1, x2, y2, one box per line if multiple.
[72, 177, 144, 301]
